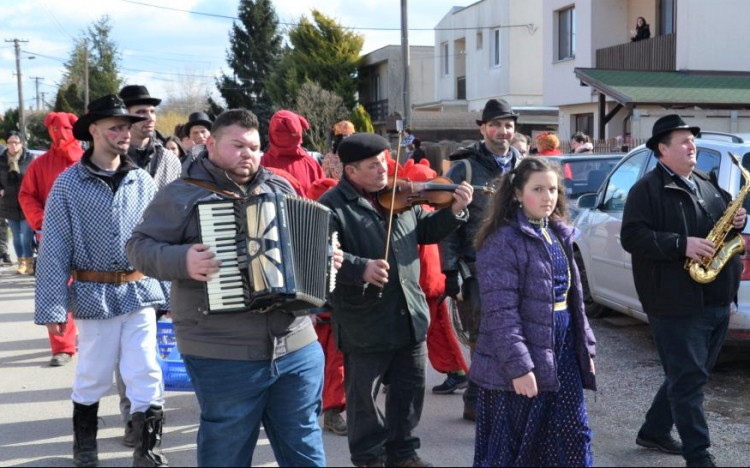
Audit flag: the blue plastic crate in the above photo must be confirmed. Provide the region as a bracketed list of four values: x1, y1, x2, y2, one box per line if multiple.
[156, 321, 194, 392]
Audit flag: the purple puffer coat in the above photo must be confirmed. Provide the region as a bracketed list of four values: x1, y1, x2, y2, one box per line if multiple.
[472, 209, 597, 392]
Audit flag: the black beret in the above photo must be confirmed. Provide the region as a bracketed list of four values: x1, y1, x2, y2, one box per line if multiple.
[338, 133, 390, 164]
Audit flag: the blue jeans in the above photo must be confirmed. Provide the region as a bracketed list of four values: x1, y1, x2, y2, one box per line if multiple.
[7, 219, 33, 258]
[640, 305, 730, 462]
[183, 342, 326, 467]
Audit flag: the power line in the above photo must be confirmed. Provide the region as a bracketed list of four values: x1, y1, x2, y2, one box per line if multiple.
[115, 0, 535, 32]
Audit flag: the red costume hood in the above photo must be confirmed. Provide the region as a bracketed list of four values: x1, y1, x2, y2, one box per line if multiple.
[262, 110, 324, 193]
[44, 112, 84, 163]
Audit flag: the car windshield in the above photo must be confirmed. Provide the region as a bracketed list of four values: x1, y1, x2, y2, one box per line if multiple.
[559, 158, 621, 199]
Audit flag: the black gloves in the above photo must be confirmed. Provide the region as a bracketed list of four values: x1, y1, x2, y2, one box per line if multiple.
[445, 271, 461, 298]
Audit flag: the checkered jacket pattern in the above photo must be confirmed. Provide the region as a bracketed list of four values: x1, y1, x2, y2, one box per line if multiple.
[34, 163, 169, 324]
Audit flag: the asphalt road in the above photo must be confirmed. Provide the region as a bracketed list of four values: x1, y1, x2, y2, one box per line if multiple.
[1, 262, 748, 467]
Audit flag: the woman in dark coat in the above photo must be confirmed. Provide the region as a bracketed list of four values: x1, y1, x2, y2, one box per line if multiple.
[0, 131, 35, 274]
[472, 157, 597, 467]
[631, 17, 651, 42]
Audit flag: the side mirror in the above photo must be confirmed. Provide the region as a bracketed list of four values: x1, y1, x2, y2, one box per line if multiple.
[577, 193, 599, 209]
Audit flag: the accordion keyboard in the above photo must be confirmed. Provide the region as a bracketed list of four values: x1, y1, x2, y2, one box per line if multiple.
[197, 202, 246, 312]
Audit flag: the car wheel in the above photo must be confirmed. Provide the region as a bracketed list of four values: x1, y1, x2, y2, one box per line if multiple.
[574, 250, 608, 318]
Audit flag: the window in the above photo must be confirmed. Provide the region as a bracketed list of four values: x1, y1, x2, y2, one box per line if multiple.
[602, 151, 649, 211]
[443, 43, 449, 75]
[476, 31, 483, 50]
[695, 148, 721, 176]
[557, 7, 576, 60]
[574, 113, 594, 137]
[659, 0, 675, 35]
[491, 29, 501, 67]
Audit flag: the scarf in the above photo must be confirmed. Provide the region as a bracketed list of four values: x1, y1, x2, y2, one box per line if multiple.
[6, 149, 22, 174]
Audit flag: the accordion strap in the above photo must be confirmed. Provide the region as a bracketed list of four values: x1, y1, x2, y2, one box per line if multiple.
[183, 178, 243, 200]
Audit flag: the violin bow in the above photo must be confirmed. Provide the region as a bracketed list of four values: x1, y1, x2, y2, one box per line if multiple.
[379, 120, 404, 299]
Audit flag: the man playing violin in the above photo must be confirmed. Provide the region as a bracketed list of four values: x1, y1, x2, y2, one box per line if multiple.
[318, 133, 472, 468]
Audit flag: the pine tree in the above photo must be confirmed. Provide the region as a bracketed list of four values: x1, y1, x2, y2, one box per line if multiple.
[216, 0, 282, 146]
[267, 10, 364, 110]
[54, 16, 124, 114]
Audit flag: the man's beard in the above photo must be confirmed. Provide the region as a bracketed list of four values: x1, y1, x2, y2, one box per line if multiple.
[487, 139, 510, 156]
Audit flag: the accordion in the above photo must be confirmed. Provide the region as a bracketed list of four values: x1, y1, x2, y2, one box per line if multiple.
[197, 193, 338, 315]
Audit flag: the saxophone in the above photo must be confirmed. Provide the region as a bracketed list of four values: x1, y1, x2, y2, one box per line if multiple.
[685, 152, 750, 284]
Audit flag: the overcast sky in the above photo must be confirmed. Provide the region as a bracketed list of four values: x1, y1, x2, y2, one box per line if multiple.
[0, 0, 475, 114]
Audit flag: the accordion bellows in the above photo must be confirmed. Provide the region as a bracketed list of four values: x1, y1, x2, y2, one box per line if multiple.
[197, 193, 338, 314]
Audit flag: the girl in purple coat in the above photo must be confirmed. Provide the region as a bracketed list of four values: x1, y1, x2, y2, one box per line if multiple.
[472, 157, 597, 467]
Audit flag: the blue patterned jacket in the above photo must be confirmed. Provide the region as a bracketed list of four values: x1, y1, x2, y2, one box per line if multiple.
[34, 157, 169, 324]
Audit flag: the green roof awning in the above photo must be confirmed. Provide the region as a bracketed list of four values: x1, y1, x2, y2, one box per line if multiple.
[574, 68, 750, 108]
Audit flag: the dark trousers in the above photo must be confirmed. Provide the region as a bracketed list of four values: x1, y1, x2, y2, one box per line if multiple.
[640, 305, 730, 462]
[0, 218, 8, 255]
[344, 342, 426, 466]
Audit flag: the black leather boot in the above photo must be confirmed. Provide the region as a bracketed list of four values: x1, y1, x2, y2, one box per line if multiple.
[73, 402, 99, 467]
[132, 405, 169, 467]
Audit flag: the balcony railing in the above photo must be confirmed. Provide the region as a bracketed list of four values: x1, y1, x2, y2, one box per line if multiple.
[364, 99, 389, 122]
[596, 34, 676, 71]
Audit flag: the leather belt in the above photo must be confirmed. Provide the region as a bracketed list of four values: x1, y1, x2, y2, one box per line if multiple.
[72, 270, 145, 285]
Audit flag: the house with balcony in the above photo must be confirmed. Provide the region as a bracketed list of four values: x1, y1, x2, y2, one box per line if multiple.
[545, 0, 750, 146]
[418, 0, 558, 138]
[358, 45, 436, 135]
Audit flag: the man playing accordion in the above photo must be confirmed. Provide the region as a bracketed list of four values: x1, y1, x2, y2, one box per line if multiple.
[127, 109, 342, 467]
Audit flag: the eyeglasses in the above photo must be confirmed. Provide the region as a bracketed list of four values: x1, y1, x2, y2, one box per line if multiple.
[6, 140, 22, 145]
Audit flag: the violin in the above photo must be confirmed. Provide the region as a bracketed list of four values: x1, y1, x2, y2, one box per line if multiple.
[377, 176, 496, 214]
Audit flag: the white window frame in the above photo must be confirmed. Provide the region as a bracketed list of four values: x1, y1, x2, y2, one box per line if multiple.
[476, 31, 483, 50]
[557, 6, 576, 61]
[443, 42, 450, 75]
[491, 28, 501, 67]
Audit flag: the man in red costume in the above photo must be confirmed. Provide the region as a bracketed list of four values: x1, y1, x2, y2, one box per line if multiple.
[308, 177, 348, 436]
[400, 159, 470, 393]
[18, 112, 83, 367]
[262, 110, 324, 195]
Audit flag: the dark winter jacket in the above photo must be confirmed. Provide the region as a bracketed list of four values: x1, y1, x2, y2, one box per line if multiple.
[472, 209, 597, 392]
[0, 148, 34, 221]
[621, 164, 744, 318]
[319, 176, 467, 354]
[127, 151, 318, 361]
[632, 24, 651, 42]
[440, 142, 522, 271]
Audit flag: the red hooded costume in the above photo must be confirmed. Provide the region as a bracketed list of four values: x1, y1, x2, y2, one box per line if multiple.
[18, 112, 82, 357]
[262, 110, 324, 195]
[400, 159, 469, 375]
[308, 177, 347, 414]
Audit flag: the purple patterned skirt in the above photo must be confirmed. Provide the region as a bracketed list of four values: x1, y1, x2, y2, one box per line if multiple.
[473, 309, 593, 467]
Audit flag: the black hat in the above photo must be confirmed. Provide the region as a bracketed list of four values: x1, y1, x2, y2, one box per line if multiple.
[338, 133, 390, 164]
[72, 94, 148, 141]
[184, 112, 213, 135]
[646, 114, 701, 151]
[119, 85, 162, 107]
[476, 98, 519, 126]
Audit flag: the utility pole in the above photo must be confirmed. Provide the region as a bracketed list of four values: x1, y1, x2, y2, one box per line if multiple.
[5, 38, 29, 141]
[41, 91, 48, 110]
[401, 0, 411, 129]
[83, 40, 89, 111]
[31, 76, 43, 111]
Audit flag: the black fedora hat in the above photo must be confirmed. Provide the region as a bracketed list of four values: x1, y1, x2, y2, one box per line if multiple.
[72, 94, 148, 141]
[646, 114, 700, 151]
[119, 85, 162, 107]
[476, 98, 519, 126]
[184, 112, 213, 135]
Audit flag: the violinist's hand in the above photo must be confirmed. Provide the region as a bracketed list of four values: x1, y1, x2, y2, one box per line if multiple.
[363, 259, 389, 288]
[451, 182, 473, 216]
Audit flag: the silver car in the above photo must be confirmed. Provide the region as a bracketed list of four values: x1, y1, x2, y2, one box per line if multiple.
[574, 132, 750, 343]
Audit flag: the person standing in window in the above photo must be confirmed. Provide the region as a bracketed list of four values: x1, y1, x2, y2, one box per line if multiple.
[631, 17, 651, 42]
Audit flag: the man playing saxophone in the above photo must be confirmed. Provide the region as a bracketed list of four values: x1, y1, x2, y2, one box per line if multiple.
[621, 115, 747, 468]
